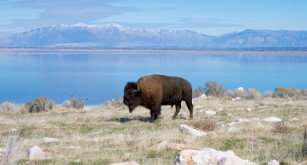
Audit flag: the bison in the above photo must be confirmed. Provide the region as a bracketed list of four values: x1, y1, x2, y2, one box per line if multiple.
[123, 74, 193, 121]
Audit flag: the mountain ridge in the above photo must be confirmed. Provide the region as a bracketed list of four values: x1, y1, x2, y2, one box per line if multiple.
[0, 23, 306, 49]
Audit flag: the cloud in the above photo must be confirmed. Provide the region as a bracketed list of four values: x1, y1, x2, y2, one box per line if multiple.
[106, 17, 241, 31]
[1, 0, 136, 31]
[170, 17, 242, 29]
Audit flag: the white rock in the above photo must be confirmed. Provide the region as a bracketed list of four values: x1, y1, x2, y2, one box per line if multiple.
[205, 110, 217, 116]
[175, 149, 199, 165]
[110, 161, 139, 165]
[232, 97, 241, 101]
[246, 108, 252, 112]
[175, 148, 255, 165]
[218, 108, 224, 111]
[194, 105, 204, 110]
[179, 124, 211, 137]
[263, 116, 282, 122]
[28, 146, 46, 160]
[268, 159, 280, 165]
[289, 117, 299, 121]
[43, 137, 59, 143]
[237, 87, 245, 92]
[0, 147, 6, 154]
[236, 118, 251, 123]
[10, 128, 18, 132]
[251, 118, 260, 121]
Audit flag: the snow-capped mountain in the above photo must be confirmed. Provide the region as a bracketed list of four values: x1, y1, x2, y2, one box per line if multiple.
[0, 23, 306, 49]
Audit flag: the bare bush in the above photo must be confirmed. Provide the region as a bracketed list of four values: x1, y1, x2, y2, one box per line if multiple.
[205, 81, 225, 98]
[104, 98, 123, 107]
[192, 87, 205, 98]
[0, 131, 25, 165]
[245, 88, 261, 100]
[227, 87, 246, 98]
[62, 98, 85, 109]
[273, 87, 307, 99]
[0, 102, 24, 112]
[25, 96, 54, 113]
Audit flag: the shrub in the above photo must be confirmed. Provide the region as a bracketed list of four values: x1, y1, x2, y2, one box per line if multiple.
[205, 81, 225, 97]
[0, 102, 24, 112]
[104, 98, 123, 107]
[273, 86, 307, 99]
[192, 87, 205, 98]
[25, 96, 54, 113]
[245, 88, 261, 99]
[63, 98, 84, 109]
[227, 87, 246, 99]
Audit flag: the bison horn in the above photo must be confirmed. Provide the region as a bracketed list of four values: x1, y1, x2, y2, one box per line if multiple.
[133, 84, 140, 93]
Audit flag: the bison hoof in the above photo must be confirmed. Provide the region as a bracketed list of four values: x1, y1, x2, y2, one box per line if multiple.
[172, 116, 177, 120]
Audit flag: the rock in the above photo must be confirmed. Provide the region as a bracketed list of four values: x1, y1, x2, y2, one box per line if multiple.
[175, 149, 199, 165]
[179, 124, 211, 137]
[205, 110, 217, 116]
[194, 105, 204, 110]
[175, 148, 255, 165]
[218, 108, 224, 111]
[263, 116, 282, 122]
[289, 117, 299, 121]
[268, 159, 280, 165]
[28, 146, 46, 160]
[110, 161, 139, 165]
[232, 97, 241, 101]
[10, 128, 18, 132]
[246, 108, 252, 112]
[236, 118, 251, 123]
[0, 147, 6, 154]
[237, 87, 245, 92]
[43, 137, 59, 143]
[149, 140, 185, 151]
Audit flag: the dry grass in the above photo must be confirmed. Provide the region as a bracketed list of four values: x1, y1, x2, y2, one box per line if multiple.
[0, 97, 307, 165]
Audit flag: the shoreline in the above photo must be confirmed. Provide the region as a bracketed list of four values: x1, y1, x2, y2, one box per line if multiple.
[1, 48, 307, 55]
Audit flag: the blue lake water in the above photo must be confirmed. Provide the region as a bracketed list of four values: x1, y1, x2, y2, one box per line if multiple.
[1, 52, 307, 104]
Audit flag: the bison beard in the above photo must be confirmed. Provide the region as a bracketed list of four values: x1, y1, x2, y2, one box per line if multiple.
[123, 74, 193, 121]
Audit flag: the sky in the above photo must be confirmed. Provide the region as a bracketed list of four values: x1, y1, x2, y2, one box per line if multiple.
[0, 0, 307, 37]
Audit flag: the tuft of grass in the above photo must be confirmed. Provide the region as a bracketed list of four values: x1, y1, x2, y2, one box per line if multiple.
[91, 159, 111, 165]
[67, 161, 83, 165]
[220, 138, 244, 151]
[189, 120, 217, 132]
[272, 122, 290, 134]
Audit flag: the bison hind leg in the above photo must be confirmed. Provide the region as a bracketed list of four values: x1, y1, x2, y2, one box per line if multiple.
[184, 98, 193, 120]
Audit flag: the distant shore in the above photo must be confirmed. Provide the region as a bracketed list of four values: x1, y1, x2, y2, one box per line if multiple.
[1, 48, 307, 55]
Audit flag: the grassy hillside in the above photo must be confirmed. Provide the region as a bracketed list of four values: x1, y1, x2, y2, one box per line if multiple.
[0, 97, 306, 164]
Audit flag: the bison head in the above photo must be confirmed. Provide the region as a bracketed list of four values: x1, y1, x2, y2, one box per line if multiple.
[123, 82, 141, 113]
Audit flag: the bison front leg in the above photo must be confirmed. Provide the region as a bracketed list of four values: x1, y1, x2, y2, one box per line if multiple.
[150, 105, 161, 121]
[172, 104, 181, 120]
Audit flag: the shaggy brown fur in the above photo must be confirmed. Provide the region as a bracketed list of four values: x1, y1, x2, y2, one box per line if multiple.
[123, 74, 193, 121]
